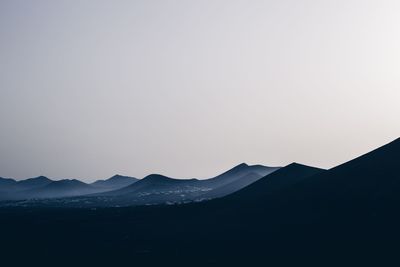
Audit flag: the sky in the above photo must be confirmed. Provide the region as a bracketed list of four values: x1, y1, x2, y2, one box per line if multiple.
[0, 0, 400, 181]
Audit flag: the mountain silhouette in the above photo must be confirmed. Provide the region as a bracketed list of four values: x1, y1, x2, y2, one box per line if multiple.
[16, 176, 52, 190]
[0, 178, 114, 200]
[200, 163, 279, 187]
[99, 174, 199, 195]
[0, 176, 53, 200]
[89, 164, 279, 206]
[199, 172, 261, 199]
[91, 175, 138, 191]
[198, 163, 280, 199]
[190, 137, 400, 256]
[0, 177, 17, 192]
[20, 179, 100, 199]
[274, 137, 400, 214]
[92, 174, 203, 205]
[221, 162, 325, 203]
[2, 138, 400, 266]
[0, 163, 279, 204]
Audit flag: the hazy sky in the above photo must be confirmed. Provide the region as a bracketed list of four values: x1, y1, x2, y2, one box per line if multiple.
[1, 0, 399, 181]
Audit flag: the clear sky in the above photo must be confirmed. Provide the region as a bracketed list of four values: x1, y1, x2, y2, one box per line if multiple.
[1, 0, 399, 181]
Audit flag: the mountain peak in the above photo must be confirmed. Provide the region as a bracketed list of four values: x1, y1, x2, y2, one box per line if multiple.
[142, 174, 172, 182]
[33, 176, 50, 180]
[40, 179, 87, 190]
[55, 179, 85, 185]
[235, 163, 249, 168]
[222, 163, 250, 174]
[109, 174, 133, 180]
[21, 176, 52, 183]
[287, 162, 310, 168]
[0, 177, 16, 181]
[142, 174, 198, 183]
[91, 175, 138, 190]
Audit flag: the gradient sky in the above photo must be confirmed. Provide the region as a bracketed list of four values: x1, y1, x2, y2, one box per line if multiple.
[1, 0, 399, 181]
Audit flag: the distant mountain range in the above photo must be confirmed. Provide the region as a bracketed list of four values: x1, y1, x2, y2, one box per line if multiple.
[0, 174, 138, 201]
[2, 137, 400, 266]
[89, 163, 280, 206]
[0, 163, 280, 205]
[0, 176, 51, 192]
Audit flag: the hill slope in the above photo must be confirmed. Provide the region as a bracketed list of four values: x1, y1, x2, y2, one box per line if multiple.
[19, 179, 100, 199]
[89, 164, 280, 206]
[91, 175, 138, 191]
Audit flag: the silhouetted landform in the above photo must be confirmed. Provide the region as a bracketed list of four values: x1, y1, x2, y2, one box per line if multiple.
[0, 177, 18, 191]
[91, 174, 138, 190]
[21, 179, 102, 199]
[222, 162, 325, 203]
[1, 138, 400, 266]
[88, 163, 279, 206]
[0, 163, 279, 206]
[0, 176, 52, 199]
[0, 174, 138, 200]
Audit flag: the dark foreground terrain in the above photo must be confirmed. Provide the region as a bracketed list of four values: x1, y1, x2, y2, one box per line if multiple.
[1, 138, 400, 266]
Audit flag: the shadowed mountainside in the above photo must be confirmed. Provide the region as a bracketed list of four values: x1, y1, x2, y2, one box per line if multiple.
[91, 174, 138, 190]
[20, 179, 100, 199]
[70, 163, 280, 206]
[0, 175, 137, 200]
[0, 164, 279, 205]
[0, 176, 52, 199]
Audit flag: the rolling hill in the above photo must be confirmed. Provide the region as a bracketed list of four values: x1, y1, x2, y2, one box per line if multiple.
[91, 174, 138, 191]
[88, 163, 280, 206]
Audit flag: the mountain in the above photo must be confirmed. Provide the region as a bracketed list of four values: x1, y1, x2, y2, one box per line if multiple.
[0, 163, 279, 204]
[207, 163, 324, 204]
[15, 176, 52, 190]
[1, 177, 107, 200]
[200, 163, 279, 187]
[196, 138, 400, 227]
[89, 163, 280, 206]
[197, 163, 280, 199]
[0, 177, 17, 192]
[3, 139, 400, 266]
[91, 175, 138, 191]
[21, 179, 100, 199]
[0, 177, 16, 186]
[188, 138, 400, 262]
[92, 174, 203, 206]
[0, 176, 53, 200]
[99, 174, 200, 195]
[277, 137, 400, 213]
[198, 172, 262, 199]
